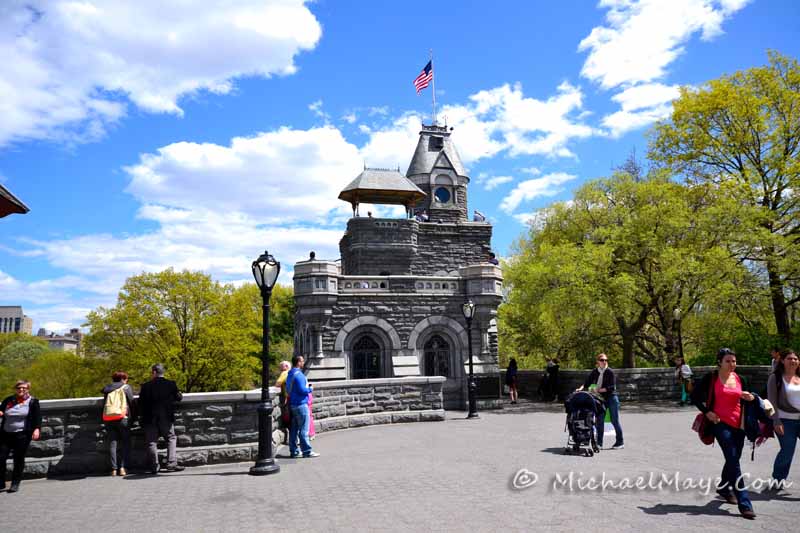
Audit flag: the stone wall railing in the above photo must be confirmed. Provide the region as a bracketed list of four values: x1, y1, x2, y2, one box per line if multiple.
[12, 376, 445, 478]
[503, 365, 773, 402]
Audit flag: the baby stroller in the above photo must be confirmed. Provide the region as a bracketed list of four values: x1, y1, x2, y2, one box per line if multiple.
[563, 390, 604, 456]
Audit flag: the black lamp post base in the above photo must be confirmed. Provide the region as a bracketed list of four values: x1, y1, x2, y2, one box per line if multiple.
[249, 459, 280, 476]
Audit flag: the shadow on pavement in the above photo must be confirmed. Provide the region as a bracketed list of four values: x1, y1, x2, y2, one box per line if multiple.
[540, 447, 570, 455]
[638, 500, 733, 517]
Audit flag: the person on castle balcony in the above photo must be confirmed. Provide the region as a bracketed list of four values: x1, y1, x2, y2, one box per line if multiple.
[488, 252, 499, 265]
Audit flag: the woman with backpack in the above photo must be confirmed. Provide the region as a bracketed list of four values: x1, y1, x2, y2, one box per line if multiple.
[767, 349, 800, 490]
[691, 348, 757, 519]
[101, 371, 135, 477]
[0, 380, 41, 493]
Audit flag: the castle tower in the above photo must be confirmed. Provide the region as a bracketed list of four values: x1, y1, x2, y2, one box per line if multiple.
[406, 124, 469, 224]
[293, 124, 503, 409]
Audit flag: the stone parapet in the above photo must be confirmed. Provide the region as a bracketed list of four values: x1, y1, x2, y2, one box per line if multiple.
[8, 378, 445, 479]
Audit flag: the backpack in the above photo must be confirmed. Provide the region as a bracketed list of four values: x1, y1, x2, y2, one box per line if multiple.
[103, 385, 128, 422]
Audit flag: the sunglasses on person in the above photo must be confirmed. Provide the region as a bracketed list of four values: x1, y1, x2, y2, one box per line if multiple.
[15, 386, 29, 390]
[597, 358, 608, 362]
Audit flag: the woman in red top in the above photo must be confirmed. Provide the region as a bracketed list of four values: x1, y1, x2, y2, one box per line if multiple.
[692, 348, 756, 519]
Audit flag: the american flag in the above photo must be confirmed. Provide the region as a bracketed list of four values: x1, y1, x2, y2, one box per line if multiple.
[414, 61, 433, 94]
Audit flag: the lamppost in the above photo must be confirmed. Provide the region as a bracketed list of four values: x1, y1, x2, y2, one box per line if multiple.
[462, 301, 479, 419]
[250, 250, 281, 476]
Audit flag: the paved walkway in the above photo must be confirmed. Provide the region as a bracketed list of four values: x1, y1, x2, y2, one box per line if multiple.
[4, 403, 797, 532]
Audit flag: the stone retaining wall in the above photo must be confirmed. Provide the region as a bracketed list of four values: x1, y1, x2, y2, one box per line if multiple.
[8, 376, 445, 479]
[503, 365, 772, 402]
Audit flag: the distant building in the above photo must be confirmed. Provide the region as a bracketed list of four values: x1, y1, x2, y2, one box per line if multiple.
[0, 306, 33, 335]
[37, 327, 83, 353]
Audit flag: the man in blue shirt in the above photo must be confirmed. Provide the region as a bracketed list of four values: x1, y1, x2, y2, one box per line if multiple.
[286, 355, 319, 458]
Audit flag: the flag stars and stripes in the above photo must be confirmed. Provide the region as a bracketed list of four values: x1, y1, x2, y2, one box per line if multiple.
[414, 61, 433, 94]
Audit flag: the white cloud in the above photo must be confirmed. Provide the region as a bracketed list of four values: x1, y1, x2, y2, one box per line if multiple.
[482, 176, 514, 191]
[342, 112, 357, 124]
[602, 82, 681, 136]
[520, 167, 542, 176]
[309, 99, 330, 121]
[361, 81, 594, 169]
[500, 173, 577, 214]
[579, 0, 750, 90]
[359, 114, 422, 169]
[0, 0, 321, 147]
[125, 126, 362, 223]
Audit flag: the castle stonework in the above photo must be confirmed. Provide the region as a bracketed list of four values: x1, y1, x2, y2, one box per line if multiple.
[293, 124, 502, 408]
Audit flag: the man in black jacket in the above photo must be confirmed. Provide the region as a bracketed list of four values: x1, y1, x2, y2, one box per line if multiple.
[139, 364, 184, 473]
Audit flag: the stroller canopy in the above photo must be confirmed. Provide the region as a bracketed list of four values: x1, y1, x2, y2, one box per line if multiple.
[564, 390, 604, 415]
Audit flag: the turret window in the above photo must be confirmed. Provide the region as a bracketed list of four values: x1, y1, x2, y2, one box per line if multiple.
[433, 175, 454, 205]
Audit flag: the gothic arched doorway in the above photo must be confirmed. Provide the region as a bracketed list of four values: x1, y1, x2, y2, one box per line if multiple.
[352, 335, 382, 379]
[423, 334, 451, 377]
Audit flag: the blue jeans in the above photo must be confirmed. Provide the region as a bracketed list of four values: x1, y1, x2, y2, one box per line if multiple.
[714, 422, 753, 512]
[289, 404, 313, 456]
[596, 394, 623, 447]
[772, 418, 800, 482]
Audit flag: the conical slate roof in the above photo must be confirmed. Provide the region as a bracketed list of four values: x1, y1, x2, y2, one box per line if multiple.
[406, 125, 467, 177]
[0, 183, 29, 218]
[338, 168, 426, 206]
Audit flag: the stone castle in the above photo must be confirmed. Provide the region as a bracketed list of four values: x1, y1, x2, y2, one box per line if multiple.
[293, 124, 502, 408]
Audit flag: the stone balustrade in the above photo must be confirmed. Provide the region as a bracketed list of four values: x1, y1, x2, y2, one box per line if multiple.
[9, 376, 445, 478]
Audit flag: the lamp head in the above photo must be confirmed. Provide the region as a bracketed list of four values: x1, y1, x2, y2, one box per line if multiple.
[252, 250, 280, 290]
[462, 301, 475, 320]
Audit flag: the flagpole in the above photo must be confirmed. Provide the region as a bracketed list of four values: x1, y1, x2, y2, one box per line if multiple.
[430, 49, 436, 125]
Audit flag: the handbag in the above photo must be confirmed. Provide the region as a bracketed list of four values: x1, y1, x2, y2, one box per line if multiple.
[692, 373, 715, 445]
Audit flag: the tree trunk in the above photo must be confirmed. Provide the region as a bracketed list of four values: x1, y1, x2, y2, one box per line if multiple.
[622, 334, 636, 369]
[767, 261, 792, 341]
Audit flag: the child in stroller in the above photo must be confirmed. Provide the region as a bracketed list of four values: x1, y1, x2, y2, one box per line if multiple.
[563, 390, 604, 456]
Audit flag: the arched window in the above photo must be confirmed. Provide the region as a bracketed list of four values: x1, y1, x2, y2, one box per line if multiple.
[423, 335, 451, 377]
[352, 335, 381, 379]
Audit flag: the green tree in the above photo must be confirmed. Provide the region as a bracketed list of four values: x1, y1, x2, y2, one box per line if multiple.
[0, 335, 49, 367]
[83, 269, 295, 392]
[650, 51, 800, 341]
[228, 283, 296, 377]
[25, 352, 100, 400]
[502, 171, 743, 368]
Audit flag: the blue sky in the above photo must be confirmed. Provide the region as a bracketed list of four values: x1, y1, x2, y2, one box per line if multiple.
[1, 0, 798, 332]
